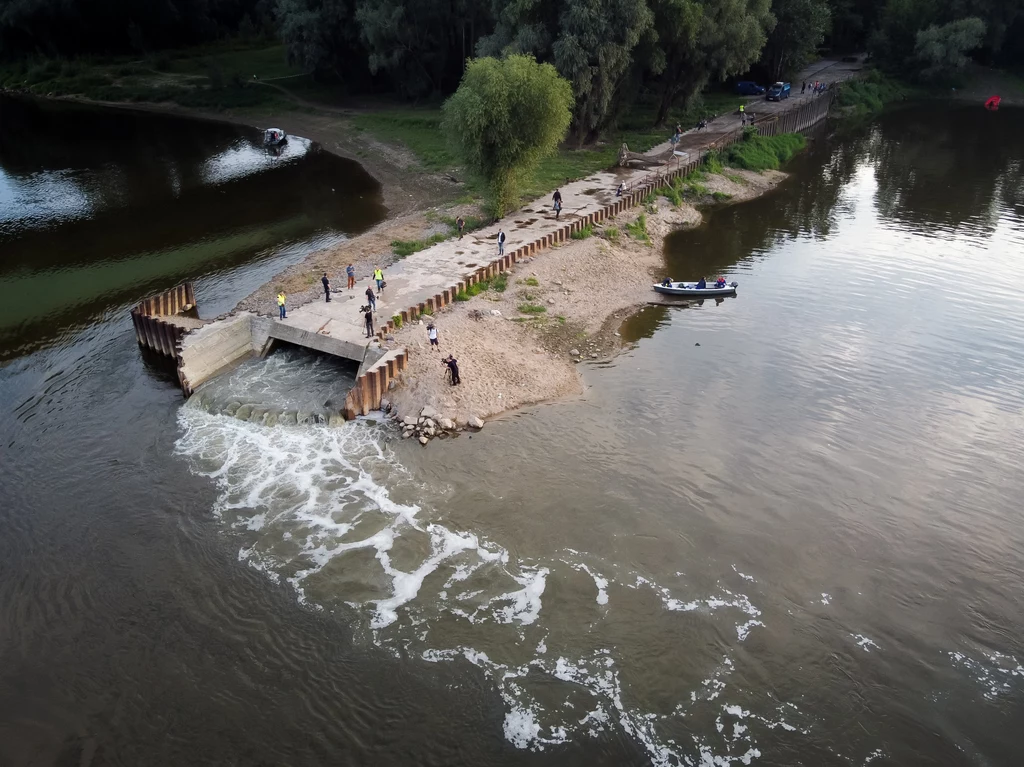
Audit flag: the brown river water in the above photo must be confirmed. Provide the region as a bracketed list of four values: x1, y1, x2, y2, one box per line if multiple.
[1, 97, 1022, 766]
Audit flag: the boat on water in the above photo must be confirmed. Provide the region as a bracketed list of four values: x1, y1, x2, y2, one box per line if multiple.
[263, 128, 287, 147]
[653, 280, 738, 297]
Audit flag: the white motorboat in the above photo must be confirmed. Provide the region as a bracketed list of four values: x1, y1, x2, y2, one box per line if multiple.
[653, 280, 738, 297]
[263, 128, 287, 147]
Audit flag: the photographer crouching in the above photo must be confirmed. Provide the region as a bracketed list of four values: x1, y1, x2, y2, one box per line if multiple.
[443, 354, 460, 386]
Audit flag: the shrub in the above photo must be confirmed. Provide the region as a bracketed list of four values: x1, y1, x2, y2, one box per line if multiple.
[704, 150, 723, 175]
[604, 227, 620, 241]
[391, 314, 403, 329]
[570, 224, 594, 240]
[492, 273, 508, 292]
[392, 233, 445, 257]
[524, 277, 539, 286]
[455, 290, 470, 301]
[712, 191, 732, 202]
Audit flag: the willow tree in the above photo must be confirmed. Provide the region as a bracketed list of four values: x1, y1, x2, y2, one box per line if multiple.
[442, 55, 573, 217]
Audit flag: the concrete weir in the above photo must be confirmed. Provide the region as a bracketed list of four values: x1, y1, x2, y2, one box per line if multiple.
[133, 92, 836, 420]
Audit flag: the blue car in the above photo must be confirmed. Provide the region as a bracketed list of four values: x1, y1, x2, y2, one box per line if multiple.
[734, 81, 766, 96]
[766, 82, 792, 101]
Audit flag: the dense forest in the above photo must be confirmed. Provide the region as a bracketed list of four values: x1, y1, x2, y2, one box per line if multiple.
[1, 0, 1022, 135]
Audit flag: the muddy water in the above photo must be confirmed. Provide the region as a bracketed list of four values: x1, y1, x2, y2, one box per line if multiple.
[4, 102, 1024, 766]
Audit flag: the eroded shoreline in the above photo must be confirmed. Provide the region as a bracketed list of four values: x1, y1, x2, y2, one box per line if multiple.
[380, 168, 786, 428]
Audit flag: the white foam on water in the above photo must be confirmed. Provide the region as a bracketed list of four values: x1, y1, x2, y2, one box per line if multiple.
[947, 649, 1024, 700]
[851, 634, 880, 653]
[176, 408, 815, 766]
[731, 565, 756, 582]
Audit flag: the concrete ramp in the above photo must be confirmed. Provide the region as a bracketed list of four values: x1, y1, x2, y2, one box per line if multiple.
[266, 318, 367, 362]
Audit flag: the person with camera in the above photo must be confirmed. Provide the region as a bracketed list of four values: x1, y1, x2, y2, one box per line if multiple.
[363, 305, 374, 338]
[443, 354, 460, 386]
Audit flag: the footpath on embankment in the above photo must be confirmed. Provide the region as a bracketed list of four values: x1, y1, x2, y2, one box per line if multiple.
[163, 64, 854, 425]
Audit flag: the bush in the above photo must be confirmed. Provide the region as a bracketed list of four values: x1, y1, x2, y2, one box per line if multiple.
[392, 233, 445, 257]
[492, 273, 508, 292]
[391, 314, 403, 329]
[604, 226, 620, 241]
[524, 277, 539, 287]
[455, 290, 470, 301]
[704, 150, 723, 175]
[724, 132, 806, 172]
[443, 55, 573, 217]
[570, 224, 593, 240]
[835, 71, 909, 115]
[712, 191, 732, 201]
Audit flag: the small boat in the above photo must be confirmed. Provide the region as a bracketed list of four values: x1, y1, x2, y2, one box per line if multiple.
[653, 281, 738, 297]
[263, 128, 287, 147]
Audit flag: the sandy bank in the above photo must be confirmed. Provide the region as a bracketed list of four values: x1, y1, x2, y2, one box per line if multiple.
[383, 167, 785, 427]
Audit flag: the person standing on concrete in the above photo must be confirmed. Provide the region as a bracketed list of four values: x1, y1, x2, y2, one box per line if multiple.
[277, 290, 286, 320]
[365, 285, 376, 311]
[364, 306, 374, 338]
[346, 263, 355, 289]
[322, 272, 331, 302]
[553, 188, 563, 220]
[373, 267, 385, 295]
[802, 81, 806, 94]
[738, 104, 744, 123]
[497, 229, 506, 256]
[457, 216, 465, 239]
[427, 323, 439, 350]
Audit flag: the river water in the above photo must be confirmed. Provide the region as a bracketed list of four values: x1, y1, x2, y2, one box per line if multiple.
[2, 100, 1022, 766]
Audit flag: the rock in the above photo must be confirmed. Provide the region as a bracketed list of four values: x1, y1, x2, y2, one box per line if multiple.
[402, 430, 413, 439]
[418, 435, 429, 445]
[554, 280, 563, 286]
[420, 405, 439, 420]
[546, 298, 555, 305]
[468, 416, 484, 429]
[380, 397, 391, 412]
[328, 413, 345, 427]
[440, 417, 455, 431]
[424, 418, 435, 429]
[590, 353, 598, 359]
[570, 348, 580, 357]
[388, 379, 397, 391]
[386, 334, 395, 342]
[695, 342, 701, 347]
[426, 426, 436, 437]
[403, 416, 418, 427]
[235, 405, 253, 421]
[490, 309, 502, 316]
[534, 347, 543, 354]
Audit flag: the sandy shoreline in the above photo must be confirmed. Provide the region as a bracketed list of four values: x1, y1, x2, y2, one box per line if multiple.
[381, 167, 786, 427]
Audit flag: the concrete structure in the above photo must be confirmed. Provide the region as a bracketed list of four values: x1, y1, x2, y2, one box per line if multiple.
[134, 91, 837, 416]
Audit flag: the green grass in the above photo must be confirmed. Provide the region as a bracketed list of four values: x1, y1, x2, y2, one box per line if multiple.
[712, 191, 732, 201]
[492, 273, 508, 292]
[391, 232, 446, 257]
[604, 226, 620, 241]
[724, 131, 806, 172]
[351, 110, 454, 172]
[391, 314, 403, 329]
[455, 290, 470, 302]
[420, 306, 433, 316]
[518, 303, 547, 314]
[524, 277, 540, 287]
[625, 214, 651, 244]
[662, 183, 683, 208]
[570, 224, 594, 240]
[725, 173, 746, 184]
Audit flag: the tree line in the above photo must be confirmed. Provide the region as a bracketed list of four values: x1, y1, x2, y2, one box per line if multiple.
[2, 0, 1022, 136]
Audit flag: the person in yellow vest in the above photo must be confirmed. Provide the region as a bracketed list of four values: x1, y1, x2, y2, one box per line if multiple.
[373, 267, 385, 296]
[277, 290, 286, 319]
[739, 103, 745, 125]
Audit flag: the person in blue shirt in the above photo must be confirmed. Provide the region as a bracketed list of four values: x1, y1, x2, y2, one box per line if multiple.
[695, 277, 707, 289]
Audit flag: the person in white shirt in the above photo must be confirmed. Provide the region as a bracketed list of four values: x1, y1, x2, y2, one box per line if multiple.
[427, 323, 439, 350]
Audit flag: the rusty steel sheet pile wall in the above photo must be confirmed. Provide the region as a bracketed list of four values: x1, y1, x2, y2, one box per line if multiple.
[129, 282, 196, 359]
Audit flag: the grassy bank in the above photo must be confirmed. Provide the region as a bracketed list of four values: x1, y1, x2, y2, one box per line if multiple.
[834, 70, 914, 116]
[0, 41, 298, 110]
[724, 130, 806, 171]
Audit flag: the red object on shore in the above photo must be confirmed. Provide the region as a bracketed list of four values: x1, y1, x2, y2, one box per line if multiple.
[985, 95, 1001, 110]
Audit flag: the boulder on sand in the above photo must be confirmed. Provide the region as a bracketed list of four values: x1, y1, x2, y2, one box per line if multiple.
[418, 435, 429, 445]
[420, 405, 439, 420]
[440, 417, 455, 431]
[468, 416, 484, 429]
